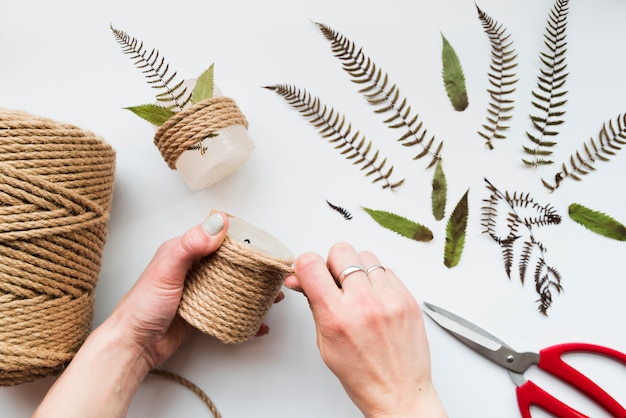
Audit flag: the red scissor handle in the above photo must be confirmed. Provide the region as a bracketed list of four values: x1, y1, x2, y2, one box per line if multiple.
[518, 342, 626, 417]
[516, 380, 588, 418]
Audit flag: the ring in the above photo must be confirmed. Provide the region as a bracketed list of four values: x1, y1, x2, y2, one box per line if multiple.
[338, 265, 366, 285]
[366, 265, 386, 275]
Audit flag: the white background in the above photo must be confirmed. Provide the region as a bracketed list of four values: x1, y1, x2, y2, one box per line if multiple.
[1, 0, 625, 416]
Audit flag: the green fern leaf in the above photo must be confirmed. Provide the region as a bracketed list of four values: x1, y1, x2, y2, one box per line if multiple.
[444, 189, 469, 268]
[125, 104, 175, 126]
[568, 203, 626, 241]
[441, 33, 469, 112]
[362, 207, 433, 242]
[431, 159, 447, 220]
[192, 64, 215, 104]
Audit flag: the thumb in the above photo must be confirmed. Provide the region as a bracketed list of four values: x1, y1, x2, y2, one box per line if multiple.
[144, 212, 229, 287]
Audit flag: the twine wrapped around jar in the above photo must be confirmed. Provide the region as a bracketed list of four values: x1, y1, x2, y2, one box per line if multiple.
[0, 108, 116, 386]
[154, 96, 249, 169]
[179, 213, 294, 344]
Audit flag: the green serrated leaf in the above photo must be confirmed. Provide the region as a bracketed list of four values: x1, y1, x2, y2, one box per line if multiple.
[125, 104, 176, 126]
[444, 189, 469, 268]
[362, 207, 433, 242]
[191, 63, 215, 104]
[441, 33, 469, 111]
[568, 203, 626, 241]
[431, 159, 447, 220]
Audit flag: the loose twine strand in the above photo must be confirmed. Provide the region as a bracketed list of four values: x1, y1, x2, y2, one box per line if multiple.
[154, 96, 249, 169]
[0, 108, 116, 386]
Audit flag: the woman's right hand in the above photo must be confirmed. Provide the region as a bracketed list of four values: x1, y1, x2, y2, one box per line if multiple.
[284, 242, 447, 418]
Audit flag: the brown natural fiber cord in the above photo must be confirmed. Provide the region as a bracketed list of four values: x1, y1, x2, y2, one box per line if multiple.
[150, 369, 222, 418]
[154, 96, 249, 169]
[180, 233, 294, 344]
[0, 108, 116, 386]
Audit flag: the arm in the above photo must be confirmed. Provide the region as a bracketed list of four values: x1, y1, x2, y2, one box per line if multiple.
[33, 213, 277, 417]
[284, 242, 447, 418]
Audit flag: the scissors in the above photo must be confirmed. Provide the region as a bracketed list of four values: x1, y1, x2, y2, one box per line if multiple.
[422, 302, 626, 418]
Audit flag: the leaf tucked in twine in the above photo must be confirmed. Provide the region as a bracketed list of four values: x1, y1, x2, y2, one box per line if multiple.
[441, 33, 469, 112]
[568, 203, 626, 242]
[362, 207, 433, 242]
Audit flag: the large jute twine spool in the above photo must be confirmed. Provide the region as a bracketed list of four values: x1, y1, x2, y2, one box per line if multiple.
[179, 213, 294, 344]
[0, 108, 115, 386]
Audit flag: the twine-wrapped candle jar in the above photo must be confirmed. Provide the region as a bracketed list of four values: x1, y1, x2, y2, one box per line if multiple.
[179, 212, 294, 344]
[154, 83, 255, 190]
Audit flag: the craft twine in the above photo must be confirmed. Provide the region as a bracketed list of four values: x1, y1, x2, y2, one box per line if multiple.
[0, 108, 115, 386]
[154, 96, 249, 169]
[180, 232, 294, 344]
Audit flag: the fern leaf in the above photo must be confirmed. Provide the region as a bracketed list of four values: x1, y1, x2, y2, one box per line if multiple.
[481, 178, 562, 314]
[476, 4, 518, 149]
[362, 207, 433, 242]
[124, 104, 176, 126]
[568, 203, 626, 241]
[523, 0, 570, 167]
[191, 64, 215, 104]
[326, 200, 353, 220]
[444, 190, 469, 268]
[441, 33, 469, 112]
[315, 22, 443, 167]
[542, 114, 626, 191]
[265, 84, 405, 190]
[111, 24, 191, 111]
[431, 159, 447, 220]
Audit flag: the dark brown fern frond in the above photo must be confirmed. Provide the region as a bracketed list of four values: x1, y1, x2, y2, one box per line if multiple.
[326, 200, 353, 220]
[542, 114, 626, 191]
[523, 0, 570, 167]
[315, 22, 443, 169]
[481, 178, 562, 315]
[476, 4, 518, 149]
[265, 84, 405, 190]
[110, 25, 192, 111]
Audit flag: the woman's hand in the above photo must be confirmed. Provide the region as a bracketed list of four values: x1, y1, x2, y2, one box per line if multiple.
[284, 242, 447, 418]
[34, 213, 282, 418]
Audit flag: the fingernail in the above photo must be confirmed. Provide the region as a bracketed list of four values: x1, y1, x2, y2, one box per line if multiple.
[203, 213, 225, 236]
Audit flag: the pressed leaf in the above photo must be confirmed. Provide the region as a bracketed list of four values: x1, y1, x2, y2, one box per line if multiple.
[568, 203, 626, 241]
[192, 64, 215, 104]
[125, 104, 175, 126]
[441, 33, 469, 111]
[362, 207, 433, 242]
[431, 159, 447, 220]
[444, 189, 469, 268]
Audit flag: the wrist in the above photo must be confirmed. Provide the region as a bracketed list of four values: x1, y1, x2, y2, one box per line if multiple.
[33, 317, 152, 418]
[363, 383, 447, 418]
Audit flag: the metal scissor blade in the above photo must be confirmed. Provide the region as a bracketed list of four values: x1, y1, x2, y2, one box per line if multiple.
[422, 302, 538, 374]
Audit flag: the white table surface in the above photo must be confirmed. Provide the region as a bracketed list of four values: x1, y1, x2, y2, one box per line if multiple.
[1, 0, 625, 416]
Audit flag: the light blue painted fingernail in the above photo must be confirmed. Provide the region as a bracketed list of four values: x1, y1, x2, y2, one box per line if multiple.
[203, 213, 225, 236]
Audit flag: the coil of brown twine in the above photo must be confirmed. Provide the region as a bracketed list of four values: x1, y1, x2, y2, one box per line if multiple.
[0, 108, 116, 386]
[180, 219, 294, 344]
[154, 96, 248, 169]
